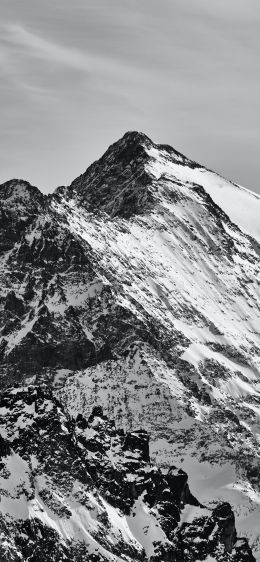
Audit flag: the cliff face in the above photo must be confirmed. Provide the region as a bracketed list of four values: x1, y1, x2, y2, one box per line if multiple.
[0, 131, 260, 559]
[0, 385, 255, 561]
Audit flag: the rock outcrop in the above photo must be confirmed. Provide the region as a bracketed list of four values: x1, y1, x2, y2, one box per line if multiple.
[0, 385, 255, 561]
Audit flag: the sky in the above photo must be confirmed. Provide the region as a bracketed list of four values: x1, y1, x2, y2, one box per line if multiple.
[1, 0, 260, 194]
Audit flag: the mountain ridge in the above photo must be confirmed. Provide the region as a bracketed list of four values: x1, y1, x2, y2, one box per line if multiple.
[1, 131, 260, 228]
[0, 131, 260, 559]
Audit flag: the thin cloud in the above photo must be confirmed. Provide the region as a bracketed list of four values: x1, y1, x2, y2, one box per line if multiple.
[0, 21, 132, 102]
[2, 23, 95, 71]
[2, 23, 126, 75]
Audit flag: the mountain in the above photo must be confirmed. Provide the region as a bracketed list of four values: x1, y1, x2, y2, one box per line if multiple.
[0, 131, 260, 560]
[1, 384, 255, 562]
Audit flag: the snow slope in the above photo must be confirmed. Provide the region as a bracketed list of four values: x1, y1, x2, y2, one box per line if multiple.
[147, 144, 260, 244]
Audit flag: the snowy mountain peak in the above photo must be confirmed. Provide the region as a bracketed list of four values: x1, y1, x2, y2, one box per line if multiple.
[111, 131, 190, 164]
[52, 131, 260, 238]
[117, 129, 153, 146]
[1, 132, 260, 559]
[52, 131, 200, 219]
[53, 131, 156, 218]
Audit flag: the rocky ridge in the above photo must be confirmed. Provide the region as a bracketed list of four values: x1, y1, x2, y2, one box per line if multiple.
[0, 131, 260, 557]
[0, 385, 255, 561]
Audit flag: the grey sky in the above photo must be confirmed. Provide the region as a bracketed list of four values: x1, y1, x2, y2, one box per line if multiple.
[1, 0, 260, 194]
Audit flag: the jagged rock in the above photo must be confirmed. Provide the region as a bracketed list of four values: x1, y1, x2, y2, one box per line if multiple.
[54, 131, 155, 218]
[123, 430, 150, 463]
[4, 292, 25, 317]
[0, 179, 45, 254]
[0, 385, 255, 561]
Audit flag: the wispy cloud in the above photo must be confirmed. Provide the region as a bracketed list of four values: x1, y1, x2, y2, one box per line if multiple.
[2, 23, 95, 72]
[1, 22, 132, 79]
[1, 2, 260, 194]
[0, 21, 132, 104]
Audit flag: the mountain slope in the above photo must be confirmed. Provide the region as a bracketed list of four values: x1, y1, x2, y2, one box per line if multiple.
[145, 140, 260, 245]
[0, 385, 255, 561]
[0, 131, 260, 558]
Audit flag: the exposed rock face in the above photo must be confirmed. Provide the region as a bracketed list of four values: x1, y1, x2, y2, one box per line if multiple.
[0, 386, 255, 561]
[55, 131, 155, 218]
[0, 131, 260, 557]
[0, 179, 45, 254]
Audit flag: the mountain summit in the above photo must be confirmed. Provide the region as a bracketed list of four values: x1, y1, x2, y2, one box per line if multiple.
[0, 132, 260, 560]
[52, 131, 260, 244]
[54, 131, 211, 218]
[54, 131, 156, 217]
